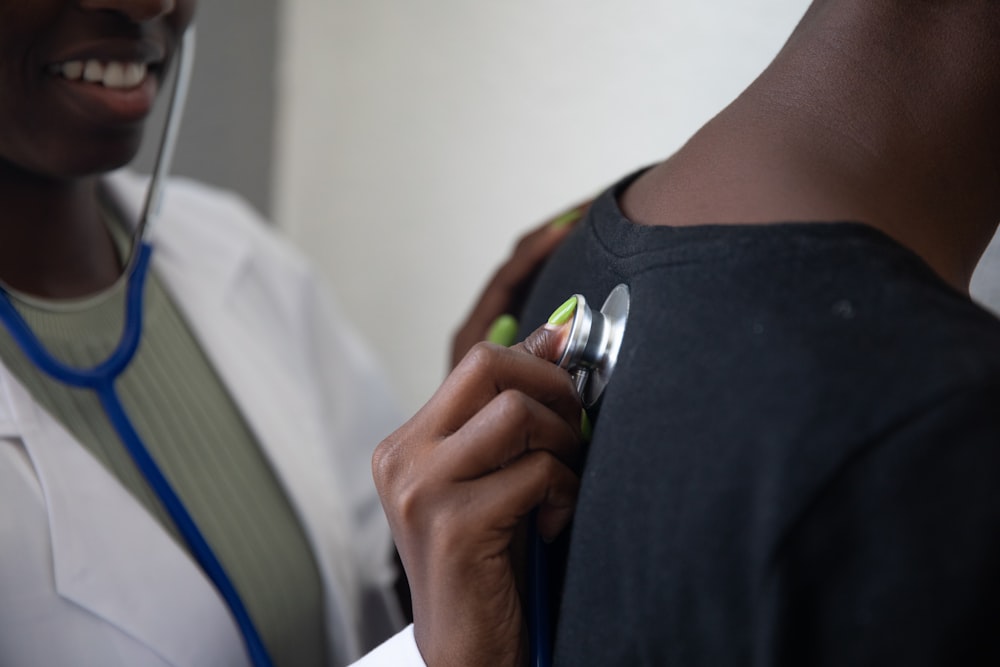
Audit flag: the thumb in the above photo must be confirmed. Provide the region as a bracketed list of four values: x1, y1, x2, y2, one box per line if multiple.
[513, 296, 579, 364]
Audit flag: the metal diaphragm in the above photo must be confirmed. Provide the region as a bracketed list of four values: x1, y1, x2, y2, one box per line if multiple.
[556, 283, 630, 407]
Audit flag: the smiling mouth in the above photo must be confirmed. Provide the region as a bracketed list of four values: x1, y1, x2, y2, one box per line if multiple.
[47, 60, 153, 90]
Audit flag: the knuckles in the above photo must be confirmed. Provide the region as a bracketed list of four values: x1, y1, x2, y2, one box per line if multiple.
[492, 389, 533, 428]
[373, 438, 434, 533]
[389, 477, 427, 528]
[371, 436, 399, 494]
[455, 340, 509, 385]
[464, 340, 505, 368]
[372, 430, 416, 494]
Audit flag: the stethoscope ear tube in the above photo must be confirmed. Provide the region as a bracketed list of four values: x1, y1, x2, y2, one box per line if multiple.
[0, 243, 274, 667]
[131, 26, 197, 262]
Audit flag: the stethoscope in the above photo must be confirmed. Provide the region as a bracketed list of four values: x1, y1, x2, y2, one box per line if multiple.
[528, 284, 631, 667]
[0, 29, 275, 667]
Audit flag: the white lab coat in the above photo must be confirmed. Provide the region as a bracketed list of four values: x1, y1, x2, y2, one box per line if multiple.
[0, 172, 416, 666]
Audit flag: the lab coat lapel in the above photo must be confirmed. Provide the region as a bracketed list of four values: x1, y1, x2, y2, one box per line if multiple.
[0, 365, 15, 438]
[0, 364, 248, 667]
[0, 171, 364, 666]
[133, 176, 363, 663]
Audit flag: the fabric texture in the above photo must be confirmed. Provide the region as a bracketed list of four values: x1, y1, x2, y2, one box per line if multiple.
[515, 172, 1000, 666]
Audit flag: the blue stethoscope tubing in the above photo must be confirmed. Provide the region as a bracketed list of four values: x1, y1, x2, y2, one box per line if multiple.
[0, 27, 274, 667]
[528, 515, 553, 667]
[0, 245, 272, 667]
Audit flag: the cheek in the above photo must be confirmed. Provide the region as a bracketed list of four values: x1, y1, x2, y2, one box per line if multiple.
[0, 3, 62, 53]
[0, 76, 142, 178]
[0, 69, 36, 164]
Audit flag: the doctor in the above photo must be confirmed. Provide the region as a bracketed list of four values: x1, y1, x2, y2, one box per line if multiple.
[0, 0, 584, 665]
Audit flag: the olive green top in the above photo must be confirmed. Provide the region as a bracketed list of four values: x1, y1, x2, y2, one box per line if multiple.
[0, 218, 327, 667]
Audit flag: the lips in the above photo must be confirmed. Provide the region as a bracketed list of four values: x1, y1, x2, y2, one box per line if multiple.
[44, 55, 164, 125]
[42, 38, 168, 125]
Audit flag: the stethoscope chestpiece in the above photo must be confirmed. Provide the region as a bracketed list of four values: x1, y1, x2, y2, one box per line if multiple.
[556, 283, 630, 407]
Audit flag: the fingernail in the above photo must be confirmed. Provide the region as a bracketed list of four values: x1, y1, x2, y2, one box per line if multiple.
[580, 410, 592, 442]
[548, 296, 578, 326]
[550, 209, 582, 229]
[486, 314, 519, 346]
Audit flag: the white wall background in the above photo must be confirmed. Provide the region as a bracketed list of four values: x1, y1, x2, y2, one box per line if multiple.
[272, 1, 812, 412]
[271, 0, 1000, 413]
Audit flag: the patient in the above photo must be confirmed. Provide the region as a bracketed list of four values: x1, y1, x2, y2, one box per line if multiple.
[377, 0, 1000, 664]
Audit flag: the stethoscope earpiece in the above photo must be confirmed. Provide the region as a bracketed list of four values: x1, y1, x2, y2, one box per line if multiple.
[557, 283, 630, 407]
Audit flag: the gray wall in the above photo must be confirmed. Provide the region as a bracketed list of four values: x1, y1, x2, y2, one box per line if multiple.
[135, 0, 278, 217]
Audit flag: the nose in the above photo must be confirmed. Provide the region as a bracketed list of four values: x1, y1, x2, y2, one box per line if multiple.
[78, 0, 176, 22]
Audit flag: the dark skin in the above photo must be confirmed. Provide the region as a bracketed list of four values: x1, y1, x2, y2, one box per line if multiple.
[374, 321, 583, 667]
[377, 0, 1000, 665]
[0, 0, 196, 297]
[450, 200, 589, 369]
[620, 0, 1000, 290]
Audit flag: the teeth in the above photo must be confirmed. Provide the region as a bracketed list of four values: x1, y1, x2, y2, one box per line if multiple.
[83, 59, 103, 82]
[103, 61, 125, 87]
[62, 61, 84, 79]
[123, 62, 146, 87]
[53, 59, 148, 89]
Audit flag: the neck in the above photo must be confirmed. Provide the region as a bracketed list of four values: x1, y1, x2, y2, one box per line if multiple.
[0, 166, 123, 298]
[621, 0, 1000, 292]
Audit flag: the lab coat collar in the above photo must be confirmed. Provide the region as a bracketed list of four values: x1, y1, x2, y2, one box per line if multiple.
[0, 172, 360, 665]
[104, 171, 252, 304]
[109, 171, 363, 662]
[0, 172, 260, 666]
[0, 368, 248, 667]
[0, 372, 16, 439]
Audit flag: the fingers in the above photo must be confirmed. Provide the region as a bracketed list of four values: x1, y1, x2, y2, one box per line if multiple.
[374, 422, 581, 556]
[513, 317, 574, 364]
[486, 314, 520, 346]
[375, 312, 583, 492]
[388, 446, 577, 666]
[430, 335, 579, 436]
[467, 450, 580, 543]
[450, 199, 591, 368]
[373, 334, 582, 502]
[375, 257, 593, 666]
[487, 216, 576, 299]
[432, 389, 581, 479]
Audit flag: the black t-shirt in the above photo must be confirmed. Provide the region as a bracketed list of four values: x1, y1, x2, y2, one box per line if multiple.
[518, 173, 1000, 666]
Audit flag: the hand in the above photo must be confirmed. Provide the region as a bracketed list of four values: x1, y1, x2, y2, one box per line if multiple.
[374, 317, 584, 667]
[450, 200, 591, 368]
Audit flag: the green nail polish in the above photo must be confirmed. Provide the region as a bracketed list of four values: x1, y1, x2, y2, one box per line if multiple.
[548, 296, 578, 326]
[580, 410, 592, 442]
[486, 314, 519, 346]
[550, 209, 582, 229]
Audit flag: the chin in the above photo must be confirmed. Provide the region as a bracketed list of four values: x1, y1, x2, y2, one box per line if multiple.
[52, 130, 145, 179]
